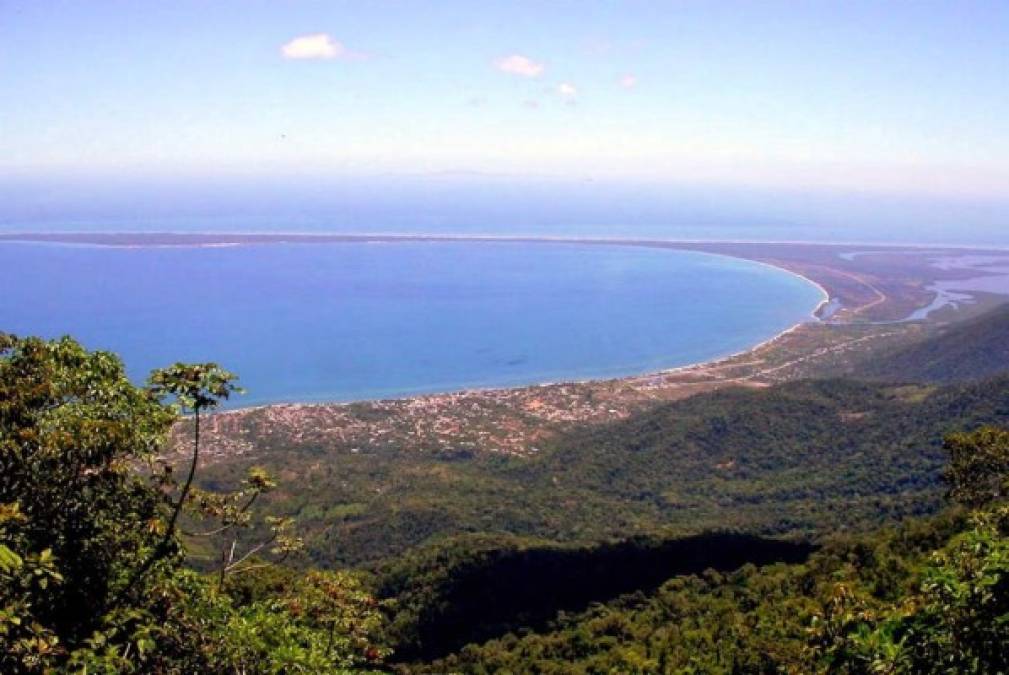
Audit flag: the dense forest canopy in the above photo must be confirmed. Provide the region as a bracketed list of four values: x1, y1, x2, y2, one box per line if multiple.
[421, 428, 1009, 673]
[3, 330, 1009, 672]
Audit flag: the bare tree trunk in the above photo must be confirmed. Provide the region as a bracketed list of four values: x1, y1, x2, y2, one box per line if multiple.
[113, 408, 201, 606]
[166, 408, 200, 541]
[219, 538, 236, 591]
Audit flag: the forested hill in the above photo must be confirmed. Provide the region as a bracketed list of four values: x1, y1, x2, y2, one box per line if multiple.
[199, 375, 1009, 566]
[513, 375, 1009, 534]
[853, 302, 1009, 383]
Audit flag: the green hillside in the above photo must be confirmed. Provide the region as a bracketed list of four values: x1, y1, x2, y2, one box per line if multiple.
[853, 303, 1009, 383]
[198, 376, 1009, 566]
[419, 504, 984, 673]
[378, 531, 815, 662]
[408, 429, 1009, 672]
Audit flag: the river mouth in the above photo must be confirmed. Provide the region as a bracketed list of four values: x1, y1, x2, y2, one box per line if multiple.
[0, 239, 825, 406]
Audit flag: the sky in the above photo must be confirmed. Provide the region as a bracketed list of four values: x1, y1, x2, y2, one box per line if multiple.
[1, 1, 1008, 240]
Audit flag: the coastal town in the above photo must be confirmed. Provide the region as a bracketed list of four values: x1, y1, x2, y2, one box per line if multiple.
[169, 314, 917, 462]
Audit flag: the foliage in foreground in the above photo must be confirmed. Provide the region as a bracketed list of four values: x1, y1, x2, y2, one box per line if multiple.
[4, 331, 1009, 673]
[0, 334, 387, 673]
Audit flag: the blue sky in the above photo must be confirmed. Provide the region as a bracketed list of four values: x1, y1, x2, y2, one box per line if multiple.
[1, 1, 1008, 237]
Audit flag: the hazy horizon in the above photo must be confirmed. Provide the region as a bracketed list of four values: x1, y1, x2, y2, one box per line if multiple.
[3, 1, 1007, 245]
[3, 172, 1008, 247]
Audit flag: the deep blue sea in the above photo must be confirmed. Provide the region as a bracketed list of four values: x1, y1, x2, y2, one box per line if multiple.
[0, 241, 823, 406]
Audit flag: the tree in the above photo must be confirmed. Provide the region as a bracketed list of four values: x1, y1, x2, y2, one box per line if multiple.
[944, 426, 1009, 509]
[115, 362, 241, 602]
[0, 334, 176, 665]
[146, 364, 303, 590]
[0, 335, 387, 672]
[185, 466, 304, 591]
[812, 428, 1009, 674]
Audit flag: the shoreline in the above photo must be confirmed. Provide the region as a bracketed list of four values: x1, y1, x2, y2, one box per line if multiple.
[124, 237, 837, 412]
[2, 232, 839, 413]
[213, 317, 819, 416]
[12, 232, 1005, 423]
[208, 256, 829, 413]
[142, 237, 1009, 458]
[174, 310, 916, 460]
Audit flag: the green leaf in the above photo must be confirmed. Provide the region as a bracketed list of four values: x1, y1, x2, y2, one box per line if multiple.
[0, 544, 23, 574]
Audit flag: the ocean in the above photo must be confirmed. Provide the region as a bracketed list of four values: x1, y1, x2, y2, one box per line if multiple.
[0, 240, 824, 406]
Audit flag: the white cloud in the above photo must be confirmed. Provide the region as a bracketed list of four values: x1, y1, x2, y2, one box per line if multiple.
[619, 74, 637, 89]
[281, 33, 356, 60]
[494, 54, 545, 77]
[557, 82, 578, 98]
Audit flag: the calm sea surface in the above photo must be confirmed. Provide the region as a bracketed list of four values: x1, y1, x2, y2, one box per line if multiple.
[0, 241, 823, 405]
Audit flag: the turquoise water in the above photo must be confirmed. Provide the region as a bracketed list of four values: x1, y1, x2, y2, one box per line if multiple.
[0, 241, 823, 405]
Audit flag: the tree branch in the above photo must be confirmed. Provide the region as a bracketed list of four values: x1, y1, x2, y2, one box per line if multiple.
[112, 407, 202, 606]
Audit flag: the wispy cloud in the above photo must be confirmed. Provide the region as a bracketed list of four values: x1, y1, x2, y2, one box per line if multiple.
[619, 74, 637, 89]
[280, 33, 363, 60]
[557, 82, 578, 98]
[494, 54, 545, 77]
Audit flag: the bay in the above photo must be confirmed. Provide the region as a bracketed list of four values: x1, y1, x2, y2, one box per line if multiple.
[0, 241, 824, 406]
